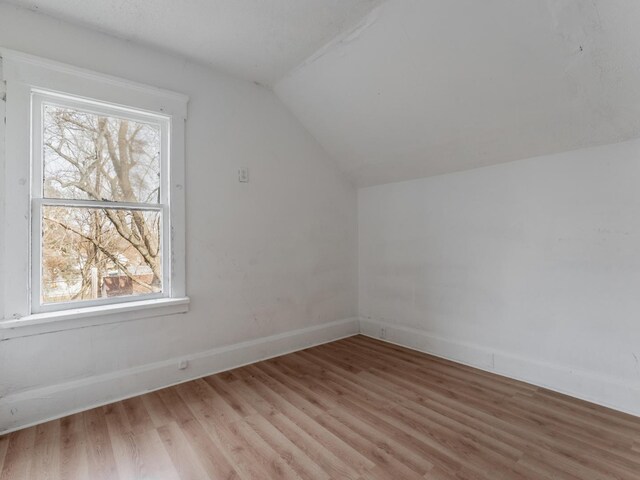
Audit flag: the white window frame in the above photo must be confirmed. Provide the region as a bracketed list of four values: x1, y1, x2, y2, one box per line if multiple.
[31, 92, 171, 312]
[0, 49, 189, 338]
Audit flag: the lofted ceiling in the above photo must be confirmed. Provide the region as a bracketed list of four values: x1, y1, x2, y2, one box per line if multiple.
[4, 0, 640, 186]
[275, 0, 640, 186]
[1, 0, 384, 85]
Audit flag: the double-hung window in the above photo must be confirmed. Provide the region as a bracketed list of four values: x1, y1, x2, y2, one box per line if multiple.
[34, 93, 169, 309]
[0, 49, 189, 337]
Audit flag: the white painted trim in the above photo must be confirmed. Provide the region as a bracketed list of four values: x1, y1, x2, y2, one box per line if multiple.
[0, 48, 188, 113]
[5, 315, 637, 434]
[2, 79, 31, 320]
[0, 59, 6, 344]
[0, 49, 188, 324]
[29, 91, 173, 315]
[0, 297, 190, 340]
[359, 318, 640, 418]
[0, 317, 360, 434]
[34, 198, 164, 210]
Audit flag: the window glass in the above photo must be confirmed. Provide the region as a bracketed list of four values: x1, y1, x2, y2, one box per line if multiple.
[38, 101, 166, 307]
[42, 206, 162, 304]
[43, 104, 161, 203]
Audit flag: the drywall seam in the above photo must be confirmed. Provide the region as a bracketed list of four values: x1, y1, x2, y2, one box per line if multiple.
[1, 317, 360, 434]
[276, 3, 382, 83]
[359, 317, 640, 418]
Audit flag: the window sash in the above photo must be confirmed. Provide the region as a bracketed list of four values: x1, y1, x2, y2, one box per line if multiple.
[1, 48, 188, 326]
[35, 198, 165, 210]
[30, 92, 172, 313]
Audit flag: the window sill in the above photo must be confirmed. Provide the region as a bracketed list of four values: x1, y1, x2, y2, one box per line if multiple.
[0, 297, 190, 340]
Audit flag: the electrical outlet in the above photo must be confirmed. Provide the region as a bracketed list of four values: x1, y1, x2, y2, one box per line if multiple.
[380, 327, 386, 339]
[238, 167, 249, 183]
[178, 359, 189, 370]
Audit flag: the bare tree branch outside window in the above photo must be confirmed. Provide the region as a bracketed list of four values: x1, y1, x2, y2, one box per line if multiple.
[41, 105, 163, 303]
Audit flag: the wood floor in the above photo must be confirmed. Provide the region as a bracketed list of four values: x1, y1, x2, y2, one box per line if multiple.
[1, 335, 640, 480]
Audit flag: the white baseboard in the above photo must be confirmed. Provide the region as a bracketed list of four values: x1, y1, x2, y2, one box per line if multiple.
[4, 315, 638, 434]
[1, 317, 359, 434]
[359, 318, 640, 418]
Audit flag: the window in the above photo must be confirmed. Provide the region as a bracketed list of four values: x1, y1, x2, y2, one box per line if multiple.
[35, 95, 169, 310]
[1, 49, 188, 335]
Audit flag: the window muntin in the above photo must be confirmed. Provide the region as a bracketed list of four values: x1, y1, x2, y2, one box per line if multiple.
[32, 92, 171, 312]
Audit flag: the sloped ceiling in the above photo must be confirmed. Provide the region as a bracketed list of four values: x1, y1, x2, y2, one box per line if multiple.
[5, 0, 640, 187]
[275, 0, 640, 186]
[1, 0, 384, 85]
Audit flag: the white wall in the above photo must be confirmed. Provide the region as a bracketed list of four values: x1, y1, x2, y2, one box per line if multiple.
[359, 139, 640, 415]
[0, 4, 358, 432]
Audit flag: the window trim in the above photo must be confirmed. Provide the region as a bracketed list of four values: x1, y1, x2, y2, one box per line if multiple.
[31, 92, 171, 312]
[0, 48, 189, 334]
[0, 297, 190, 340]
